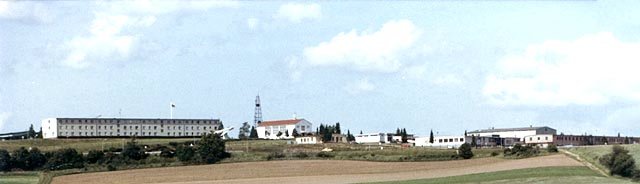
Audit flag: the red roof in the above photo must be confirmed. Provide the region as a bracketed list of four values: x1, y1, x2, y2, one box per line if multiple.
[258, 119, 304, 127]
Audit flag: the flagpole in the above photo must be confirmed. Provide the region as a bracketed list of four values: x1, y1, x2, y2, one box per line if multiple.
[170, 103, 173, 119]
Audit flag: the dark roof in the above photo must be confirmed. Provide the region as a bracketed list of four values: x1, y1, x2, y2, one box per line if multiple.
[468, 126, 554, 134]
[0, 131, 29, 138]
[56, 117, 220, 121]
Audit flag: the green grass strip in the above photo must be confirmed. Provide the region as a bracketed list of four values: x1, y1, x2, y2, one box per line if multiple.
[367, 166, 601, 184]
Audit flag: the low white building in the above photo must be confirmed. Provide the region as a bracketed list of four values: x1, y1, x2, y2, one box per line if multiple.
[41, 117, 221, 139]
[257, 119, 312, 139]
[524, 134, 554, 148]
[296, 135, 321, 144]
[415, 135, 468, 148]
[355, 133, 386, 144]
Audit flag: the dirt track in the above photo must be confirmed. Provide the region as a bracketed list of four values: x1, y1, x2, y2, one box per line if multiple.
[52, 154, 582, 184]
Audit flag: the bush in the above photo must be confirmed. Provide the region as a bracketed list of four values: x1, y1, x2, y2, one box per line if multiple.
[197, 133, 230, 164]
[122, 139, 147, 161]
[458, 143, 473, 159]
[45, 148, 84, 170]
[293, 152, 309, 159]
[11, 147, 30, 170]
[600, 145, 636, 177]
[505, 144, 538, 158]
[0, 149, 11, 172]
[107, 164, 117, 171]
[547, 144, 558, 153]
[86, 150, 105, 164]
[160, 148, 175, 158]
[316, 152, 335, 158]
[491, 151, 500, 157]
[26, 148, 47, 170]
[267, 152, 286, 160]
[176, 145, 195, 162]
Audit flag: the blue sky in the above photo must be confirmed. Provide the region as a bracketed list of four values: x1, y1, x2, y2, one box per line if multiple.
[2, 1, 640, 137]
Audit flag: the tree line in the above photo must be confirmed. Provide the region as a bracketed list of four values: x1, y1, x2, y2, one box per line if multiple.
[0, 133, 228, 172]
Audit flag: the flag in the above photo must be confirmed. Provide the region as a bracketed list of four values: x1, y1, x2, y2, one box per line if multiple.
[171, 103, 176, 108]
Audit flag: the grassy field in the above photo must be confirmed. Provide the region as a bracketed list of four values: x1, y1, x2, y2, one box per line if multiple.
[0, 138, 505, 163]
[0, 173, 40, 184]
[0, 138, 196, 153]
[367, 166, 634, 184]
[564, 144, 640, 172]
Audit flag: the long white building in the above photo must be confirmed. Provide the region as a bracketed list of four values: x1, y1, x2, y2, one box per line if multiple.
[42, 117, 222, 139]
[467, 126, 556, 142]
[257, 118, 312, 139]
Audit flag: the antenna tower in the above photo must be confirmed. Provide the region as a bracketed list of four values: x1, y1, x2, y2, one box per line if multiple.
[254, 95, 263, 127]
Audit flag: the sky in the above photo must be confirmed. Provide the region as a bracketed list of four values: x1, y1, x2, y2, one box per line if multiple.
[2, 1, 640, 137]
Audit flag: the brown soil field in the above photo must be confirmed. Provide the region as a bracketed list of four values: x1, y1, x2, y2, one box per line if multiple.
[52, 154, 582, 184]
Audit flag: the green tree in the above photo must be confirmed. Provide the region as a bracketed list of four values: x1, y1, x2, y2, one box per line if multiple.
[360, 130, 363, 134]
[335, 122, 341, 134]
[285, 129, 290, 137]
[122, 138, 146, 161]
[547, 144, 558, 153]
[401, 128, 408, 143]
[37, 127, 43, 139]
[176, 145, 195, 162]
[458, 143, 474, 159]
[197, 132, 230, 164]
[249, 126, 258, 139]
[27, 124, 36, 139]
[86, 150, 105, 164]
[26, 148, 46, 170]
[600, 145, 636, 177]
[292, 128, 300, 137]
[276, 131, 283, 137]
[471, 135, 477, 147]
[11, 147, 29, 170]
[46, 148, 84, 170]
[238, 122, 251, 140]
[346, 130, 355, 142]
[429, 130, 434, 143]
[0, 149, 11, 172]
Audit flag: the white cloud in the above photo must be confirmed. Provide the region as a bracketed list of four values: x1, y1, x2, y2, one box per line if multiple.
[275, 3, 320, 23]
[62, 1, 235, 68]
[433, 74, 463, 86]
[484, 32, 640, 106]
[0, 112, 11, 131]
[345, 79, 375, 95]
[63, 13, 145, 68]
[98, 0, 238, 15]
[247, 18, 259, 29]
[0, 1, 52, 23]
[303, 20, 422, 73]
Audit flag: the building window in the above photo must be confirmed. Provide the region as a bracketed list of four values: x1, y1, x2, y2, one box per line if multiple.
[460, 138, 464, 142]
[537, 137, 540, 140]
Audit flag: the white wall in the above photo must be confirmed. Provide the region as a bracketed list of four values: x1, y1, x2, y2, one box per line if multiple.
[415, 135, 468, 148]
[524, 134, 554, 145]
[355, 133, 385, 144]
[296, 136, 320, 144]
[41, 118, 58, 139]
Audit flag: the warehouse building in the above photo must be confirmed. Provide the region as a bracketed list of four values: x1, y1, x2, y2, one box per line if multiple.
[41, 117, 221, 139]
[468, 126, 556, 142]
